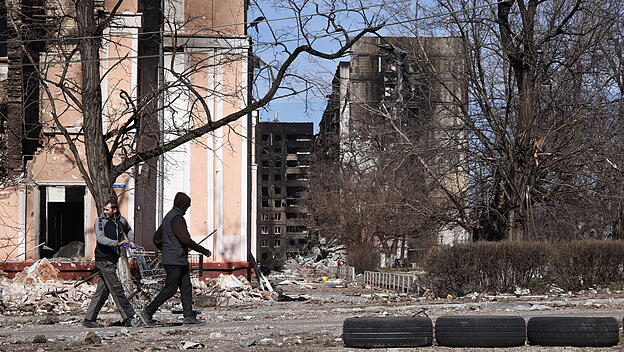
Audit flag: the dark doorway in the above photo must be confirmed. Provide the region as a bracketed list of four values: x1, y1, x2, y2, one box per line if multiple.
[39, 186, 85, 258]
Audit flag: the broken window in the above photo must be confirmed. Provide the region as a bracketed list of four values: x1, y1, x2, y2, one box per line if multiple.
[39, 186, 86, 258]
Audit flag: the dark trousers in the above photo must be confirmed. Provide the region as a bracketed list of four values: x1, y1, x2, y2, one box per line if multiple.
[145, 265, 193, 318]
[85, 260, 135, 322]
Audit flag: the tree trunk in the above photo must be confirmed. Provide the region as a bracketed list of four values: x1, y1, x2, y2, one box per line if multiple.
[76, 0, 115, 211]
[76, 0, 133, 292]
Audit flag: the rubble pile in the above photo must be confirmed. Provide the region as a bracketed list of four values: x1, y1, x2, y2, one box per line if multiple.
[191, 274, 278, 306]
[293, 244, 346, 271]
[0, 259, 96, 315]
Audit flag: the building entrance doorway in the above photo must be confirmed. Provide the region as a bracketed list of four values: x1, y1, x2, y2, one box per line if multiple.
[39, 186, 85, 258]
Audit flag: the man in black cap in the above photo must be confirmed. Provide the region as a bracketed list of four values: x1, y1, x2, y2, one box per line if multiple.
[138, 192, 212, 326]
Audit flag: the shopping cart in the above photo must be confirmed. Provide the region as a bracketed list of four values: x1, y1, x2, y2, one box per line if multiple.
[127, 245, 166, 310]
[126, 245, 206, 311]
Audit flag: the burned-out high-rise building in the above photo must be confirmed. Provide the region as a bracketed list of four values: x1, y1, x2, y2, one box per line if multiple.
[319, 36, 469, 247]
[255, 121, 313, 269]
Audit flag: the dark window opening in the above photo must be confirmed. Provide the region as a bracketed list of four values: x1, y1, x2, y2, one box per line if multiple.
[262, 199, 269, 207]
[261, 187, 268, 196]
[261, 134, 269, 142]
[39, 186, 85, 258]
[261, 174, 269, 181]
[289, 239, 295, 246]
[261, 252, 269, 260]
[274, 134, 282, 141]
[274, 200, 282, 207]
[274, 187, 281, 194]
[274, 174, 282, 181]
[274, 161, 281, 168]
[287, 187, 304, 197]
[261, 161, 269, 167]
[286, 160, 298, 167]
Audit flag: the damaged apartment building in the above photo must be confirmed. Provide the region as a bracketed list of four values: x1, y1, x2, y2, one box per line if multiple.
[0, 0, 255, 276]
[318, 36, 469, 257]
[255, 119, 312, 270]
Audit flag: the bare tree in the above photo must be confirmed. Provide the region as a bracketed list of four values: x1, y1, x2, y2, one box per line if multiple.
[379, 0, 622, 241]
[5, 0, 383, 212]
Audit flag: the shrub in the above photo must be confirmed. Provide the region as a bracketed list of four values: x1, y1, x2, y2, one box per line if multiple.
[424, 241, 548, 296]
[549, 241, 624, 291]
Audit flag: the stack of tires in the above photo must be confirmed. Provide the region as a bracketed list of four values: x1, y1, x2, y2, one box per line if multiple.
[342, 316, 619, 348]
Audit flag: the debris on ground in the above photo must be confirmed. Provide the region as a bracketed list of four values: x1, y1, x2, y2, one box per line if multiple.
[181, 341, 204, 349]
[32, 335, 47, 343]
[13, 258, 60, 283]
[53, 241, 85, 259]
[191, 274, 279, 306]
[84, 331, 102, 345]
[0, 259, 97, 315]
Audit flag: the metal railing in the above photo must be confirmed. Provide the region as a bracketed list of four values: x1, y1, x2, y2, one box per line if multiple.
[363, 271, 424, 295]
[327, 265, 356, 282]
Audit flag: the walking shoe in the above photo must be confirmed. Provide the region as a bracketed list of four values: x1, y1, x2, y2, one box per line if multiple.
[122, 317, 134, 327]
[183, 317, 205, 325]
[138, 310, 156, 327]
[82, 319, 104, 328]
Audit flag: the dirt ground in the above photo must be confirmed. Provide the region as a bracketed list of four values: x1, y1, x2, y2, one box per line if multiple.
[2, 277, 624, 351]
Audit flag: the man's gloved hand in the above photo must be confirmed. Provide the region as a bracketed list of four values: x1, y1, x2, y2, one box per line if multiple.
[203, 249, 212, 257]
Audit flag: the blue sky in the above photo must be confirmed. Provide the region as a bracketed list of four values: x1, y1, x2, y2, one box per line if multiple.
[248, 0, 436, 133]
[247, 1, 400, 133]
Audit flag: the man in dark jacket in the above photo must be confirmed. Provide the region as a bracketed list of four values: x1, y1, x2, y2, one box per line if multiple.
[83, 200, 136, 328]
[138, 192, 212, 326]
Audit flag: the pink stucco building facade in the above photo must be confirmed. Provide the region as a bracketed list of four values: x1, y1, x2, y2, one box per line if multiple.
[0, 0, 256, 273]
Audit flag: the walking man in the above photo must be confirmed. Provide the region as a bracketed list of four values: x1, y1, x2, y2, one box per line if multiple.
[138, 192, 212, 326]
[83, 200, 136, 328]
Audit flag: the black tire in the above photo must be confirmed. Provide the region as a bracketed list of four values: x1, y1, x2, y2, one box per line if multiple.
[342, 316, 433, 348]
[527, 317, 619, 347]
[435, 315, 526, 347]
